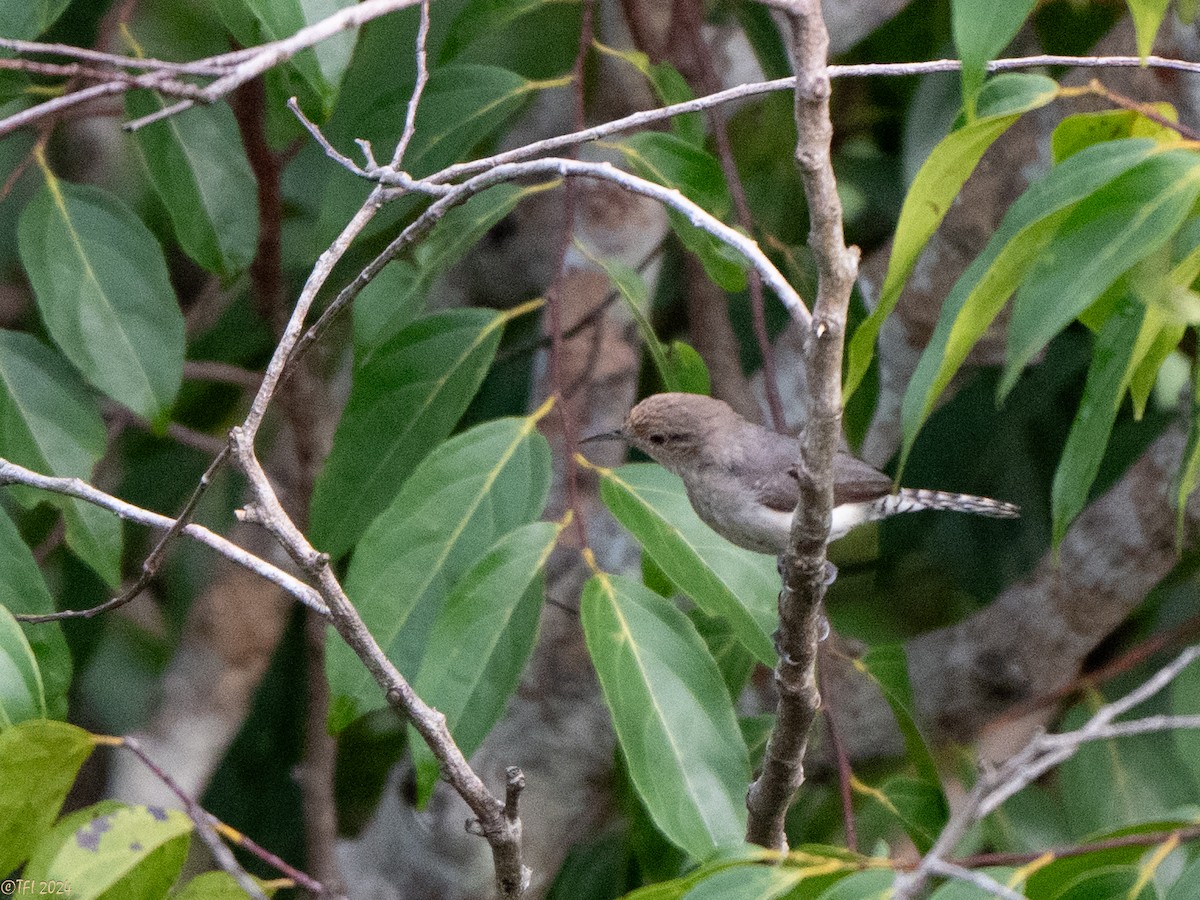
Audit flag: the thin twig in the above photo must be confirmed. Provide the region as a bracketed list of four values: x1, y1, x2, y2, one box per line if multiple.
[120, 736, 269, 900]
[390, 0, 432, 168]
[0, 36, 231, 74]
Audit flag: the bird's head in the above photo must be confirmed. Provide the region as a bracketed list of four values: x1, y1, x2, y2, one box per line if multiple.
[586, 393, 736, 474]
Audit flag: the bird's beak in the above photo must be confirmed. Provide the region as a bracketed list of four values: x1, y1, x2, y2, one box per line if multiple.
[581, 428, 626, 445]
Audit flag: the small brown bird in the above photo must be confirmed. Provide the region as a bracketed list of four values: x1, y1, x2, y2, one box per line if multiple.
[590, 393, 1019, 554]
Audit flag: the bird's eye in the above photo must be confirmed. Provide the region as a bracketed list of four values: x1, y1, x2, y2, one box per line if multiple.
[649, 433, 666, 445]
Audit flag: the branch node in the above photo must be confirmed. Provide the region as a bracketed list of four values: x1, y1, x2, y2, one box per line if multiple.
[504, 766, 526, 821]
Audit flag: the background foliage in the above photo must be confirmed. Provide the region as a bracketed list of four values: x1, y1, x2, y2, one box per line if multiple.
[2, 0, 1200, 897]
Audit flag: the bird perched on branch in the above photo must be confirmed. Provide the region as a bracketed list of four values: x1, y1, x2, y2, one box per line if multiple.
[588, 393, 1019, 555]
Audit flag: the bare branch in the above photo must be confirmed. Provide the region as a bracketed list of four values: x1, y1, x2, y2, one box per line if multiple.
[124, 0, 424, 131]
[746, 0, 858, 851]
[893, 645, 1200, 898]
[0, 457, 328, 617]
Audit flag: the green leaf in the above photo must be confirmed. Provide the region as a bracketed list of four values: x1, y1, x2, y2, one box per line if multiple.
[855, 645, 940, 785]
[318, 63, 543, 247]
[680, 864, 805, 900]
[813, 869, 894, 898]
[610, 131, 748, 291]
[1052, 107, 1182, 164]
[0, 719, 93, 875]
[860, 774, 946, 853]
[593, 463, 778, 666]
[951, 0, 1038, 119]
[1177, 345, 1200, 547]
[0, 330, 121, 586]
[1024, 828, 1172, 896]
[311, 306, 524, 558]
[0, 0, 72, 40]
[1167, 855, 1200, 899]
[24, 802, 192, 899]
[845, 74, 1059, 402]
[353, 183, 527, 351]
[1002, 149, 1200, 398]
[0, 508, 70, 720]
[173, 871, 279, 899]
[582, 572, 750, 860]
[1129, 0, 1173, 59]
[18, 177, 185, 423]
[410, 519, 564, 805]
[593, 42, 702, 145]
[326, 410, 552, 730]
[577, 248, 680, 391]
[1051, 299, 1162, 545]
[213, 0, 355, 115]
[0, 604, 45, 727]
[897, 138, 1165, 472]
[125, 91, 259, 278]
[690, 609, 757, 701]
[1058, 701, 1199, 837]
[666, 341, 711, 396]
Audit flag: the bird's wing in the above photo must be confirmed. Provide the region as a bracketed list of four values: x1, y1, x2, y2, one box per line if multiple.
[831, 453, 895, 505]
[751, 450, 893, 512]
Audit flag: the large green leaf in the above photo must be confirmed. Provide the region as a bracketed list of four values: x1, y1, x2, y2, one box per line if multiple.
[18, 178, 185, 423]
[592, 463, 777, 665]
[24, 802, 192, 899]
[213, 0, 355, 115]
[0, 604, 44, 727]
[855, 645, 940, 786]
[951, 0, 1037, 119]
[0, 0, 72, 40]
[680, 865, 806, 900]
[125, 91, 259, 278]
[897, 138, 1164, 472]
[353, 183, 527, 352]
[1051, 299, 1162, 545]
[317, 63, 546, 247]
[0, 330, 121, 586]
[1002, 149, 1200, 397]
[1058, 700, 1199, 838]
[1129, 0, 1173, 59]
[326, 410, 552, 730]
[0, 720, 94, 875]
[410, 519, 564, 805]
[610, 131, 747, 291]
[844, 73, 1059, 402]
[0, 508, 70, 720]
[311, 305, 527, 558]
[581, 571, 750, 860]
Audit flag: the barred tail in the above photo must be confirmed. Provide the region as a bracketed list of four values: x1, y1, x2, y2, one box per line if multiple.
[885, 488, 1020, 520]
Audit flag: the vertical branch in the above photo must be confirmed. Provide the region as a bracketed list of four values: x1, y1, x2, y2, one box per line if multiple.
[231, 75, 343, 895]
[543, 0, 596, 549]
[745, 0, 859, 850]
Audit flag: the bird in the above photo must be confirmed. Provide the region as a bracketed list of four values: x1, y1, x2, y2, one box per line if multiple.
[588, 392, 1019, 554]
